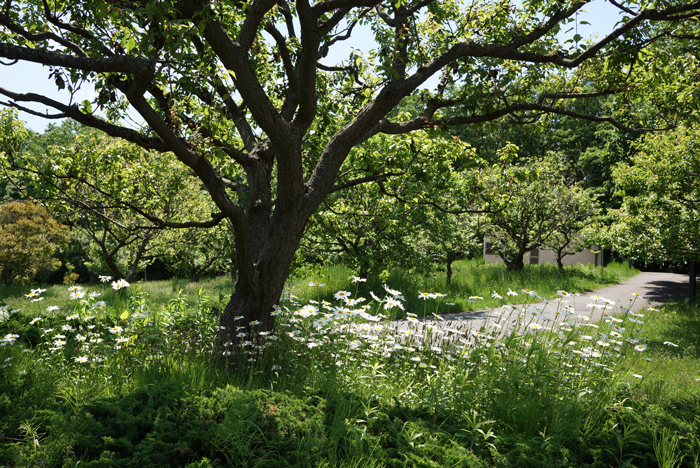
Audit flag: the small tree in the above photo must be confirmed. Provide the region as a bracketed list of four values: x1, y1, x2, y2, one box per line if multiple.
[0, 201, 69, 285]
[482, 148, 598, 271]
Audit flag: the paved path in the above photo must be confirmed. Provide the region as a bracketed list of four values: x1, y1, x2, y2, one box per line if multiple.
[402, 272, 692, 334]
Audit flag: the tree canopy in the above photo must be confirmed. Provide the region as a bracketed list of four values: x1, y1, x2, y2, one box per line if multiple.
[593, 125, 700, 264]
[2, 0, 699, 342]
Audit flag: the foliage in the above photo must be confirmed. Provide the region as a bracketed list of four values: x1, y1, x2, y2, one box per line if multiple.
[302, 130, 483, 280]
[0, 201, 69, 285]
[1, 0, 698, 338]
[2, 276, 699, 467]
[2, 120, 219, 281]
[481, 150, 599, 271]
[593, 125, 700, 263]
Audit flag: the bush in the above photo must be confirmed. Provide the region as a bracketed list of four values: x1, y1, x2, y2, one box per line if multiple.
[0, 201, 69, 285]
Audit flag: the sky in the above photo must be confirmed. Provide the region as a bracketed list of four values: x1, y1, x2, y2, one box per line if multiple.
[0, 0, 626, 132]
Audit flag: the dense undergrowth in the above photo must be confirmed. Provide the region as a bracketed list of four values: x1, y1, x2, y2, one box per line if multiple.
[2, 264, 699, 467]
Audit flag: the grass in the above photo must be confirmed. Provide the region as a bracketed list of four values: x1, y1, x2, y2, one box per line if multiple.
[0, 260, 638, 320]
[4, 261, 700, 467]
[287, 259, 639, 317]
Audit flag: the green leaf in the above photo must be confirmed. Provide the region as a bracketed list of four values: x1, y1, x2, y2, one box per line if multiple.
[125, 36, 136, 53]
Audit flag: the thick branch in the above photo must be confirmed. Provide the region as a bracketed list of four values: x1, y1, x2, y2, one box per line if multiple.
[0, 42, 153, 74]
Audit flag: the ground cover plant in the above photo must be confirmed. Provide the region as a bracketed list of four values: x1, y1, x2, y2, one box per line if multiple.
[2, 266, 698, 467]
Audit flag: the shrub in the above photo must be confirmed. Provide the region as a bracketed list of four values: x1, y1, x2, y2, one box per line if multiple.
[0, 201, 69, 285]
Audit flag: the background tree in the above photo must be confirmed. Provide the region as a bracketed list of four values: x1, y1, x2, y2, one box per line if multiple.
[0, 201, 69, 284]
[1, 0, 699, 343]
[594, 125, 700, 264]
[302, 130, 480, 278]
[2, 121, 219, 282]
[481, 148, 599, 271]
[542, 184, 599, 269]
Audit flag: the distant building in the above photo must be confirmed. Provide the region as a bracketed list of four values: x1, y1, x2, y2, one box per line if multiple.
[483, 238, 603, 267]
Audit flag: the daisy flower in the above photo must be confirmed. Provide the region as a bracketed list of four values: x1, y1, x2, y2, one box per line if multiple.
[111, 279, 130, 290]
[333, 291, 351, 301]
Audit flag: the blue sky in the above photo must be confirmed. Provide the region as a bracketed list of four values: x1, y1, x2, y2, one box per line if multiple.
[0, 0, 625, 132]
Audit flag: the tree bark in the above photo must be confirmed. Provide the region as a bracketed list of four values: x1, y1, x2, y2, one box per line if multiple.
[506, 250, 527, 272]
[218, 207, 310, 352]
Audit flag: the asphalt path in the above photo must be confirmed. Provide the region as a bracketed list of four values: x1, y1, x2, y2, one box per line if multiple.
[398, 272, 692, 336]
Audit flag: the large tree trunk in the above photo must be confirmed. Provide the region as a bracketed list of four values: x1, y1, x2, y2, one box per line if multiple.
[218, 208, 310, 358]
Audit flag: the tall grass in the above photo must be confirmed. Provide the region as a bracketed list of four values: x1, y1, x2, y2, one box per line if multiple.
[3, 264, 699, 468]
[287, 259, 639, 316]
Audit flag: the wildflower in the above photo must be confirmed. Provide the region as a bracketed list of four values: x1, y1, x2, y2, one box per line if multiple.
[334, 291, 351, 301]
[234, 315, 244, 321]
[296, 305, 318, 317]
[88, 292, 101, 298]
[99, 275, 112, 282]
[74, 356, 89, 363]
[115, 336, 129, 343]
[507, 289, 519, 296]
[469, 296, 483, 301]
[61, 324, 75, 332]
[492, 291, 503, 299]
[31, 297, 44, 302]
[383, 298, 404, 310]
[630, 293, 643, 299]
[663, 341, 679, 347]
[111, 279, 130, 290]
[66, 314, 79, 320]
[46, 305, 59, 312]
[70, 291, 85, 300]
[108, 326, 123, 334]
[521, 289, 540, 298]
[418, 292, 432, 299]
[249, 320, 261, 326]
[634, 344, 647, 352]
[68, 286, 83, 293]
[557, 290, 572, 297]
[3, 334, 19, 344]
[633, 374, 643, 379]
[29, 317, 42, 325]
[383, 284, 402, 297]
[308, 281, 325, 287]
[351, 276, 366, 283]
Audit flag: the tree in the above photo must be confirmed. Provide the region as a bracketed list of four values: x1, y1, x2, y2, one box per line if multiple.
[542, 186, 598, 269]
[301, 130, 479, 278]
[0, 201, 69, 284]
[1, 0, 699, 345]
[481, 148, 598, 271]
[595, 125, 700, 263]
[1, 117, 218, 282]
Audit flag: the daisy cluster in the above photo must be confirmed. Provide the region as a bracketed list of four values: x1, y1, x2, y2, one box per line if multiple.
[0, 280, 172, 374]
[216, 286, 673, 405]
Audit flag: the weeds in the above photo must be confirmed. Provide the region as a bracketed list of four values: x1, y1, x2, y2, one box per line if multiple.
[1, 269, 699, 467]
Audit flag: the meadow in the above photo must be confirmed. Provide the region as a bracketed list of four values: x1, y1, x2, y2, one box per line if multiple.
[2, 260, 699, 467]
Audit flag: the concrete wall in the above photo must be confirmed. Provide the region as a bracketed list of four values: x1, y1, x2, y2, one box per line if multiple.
[483, 238, 600, 266]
